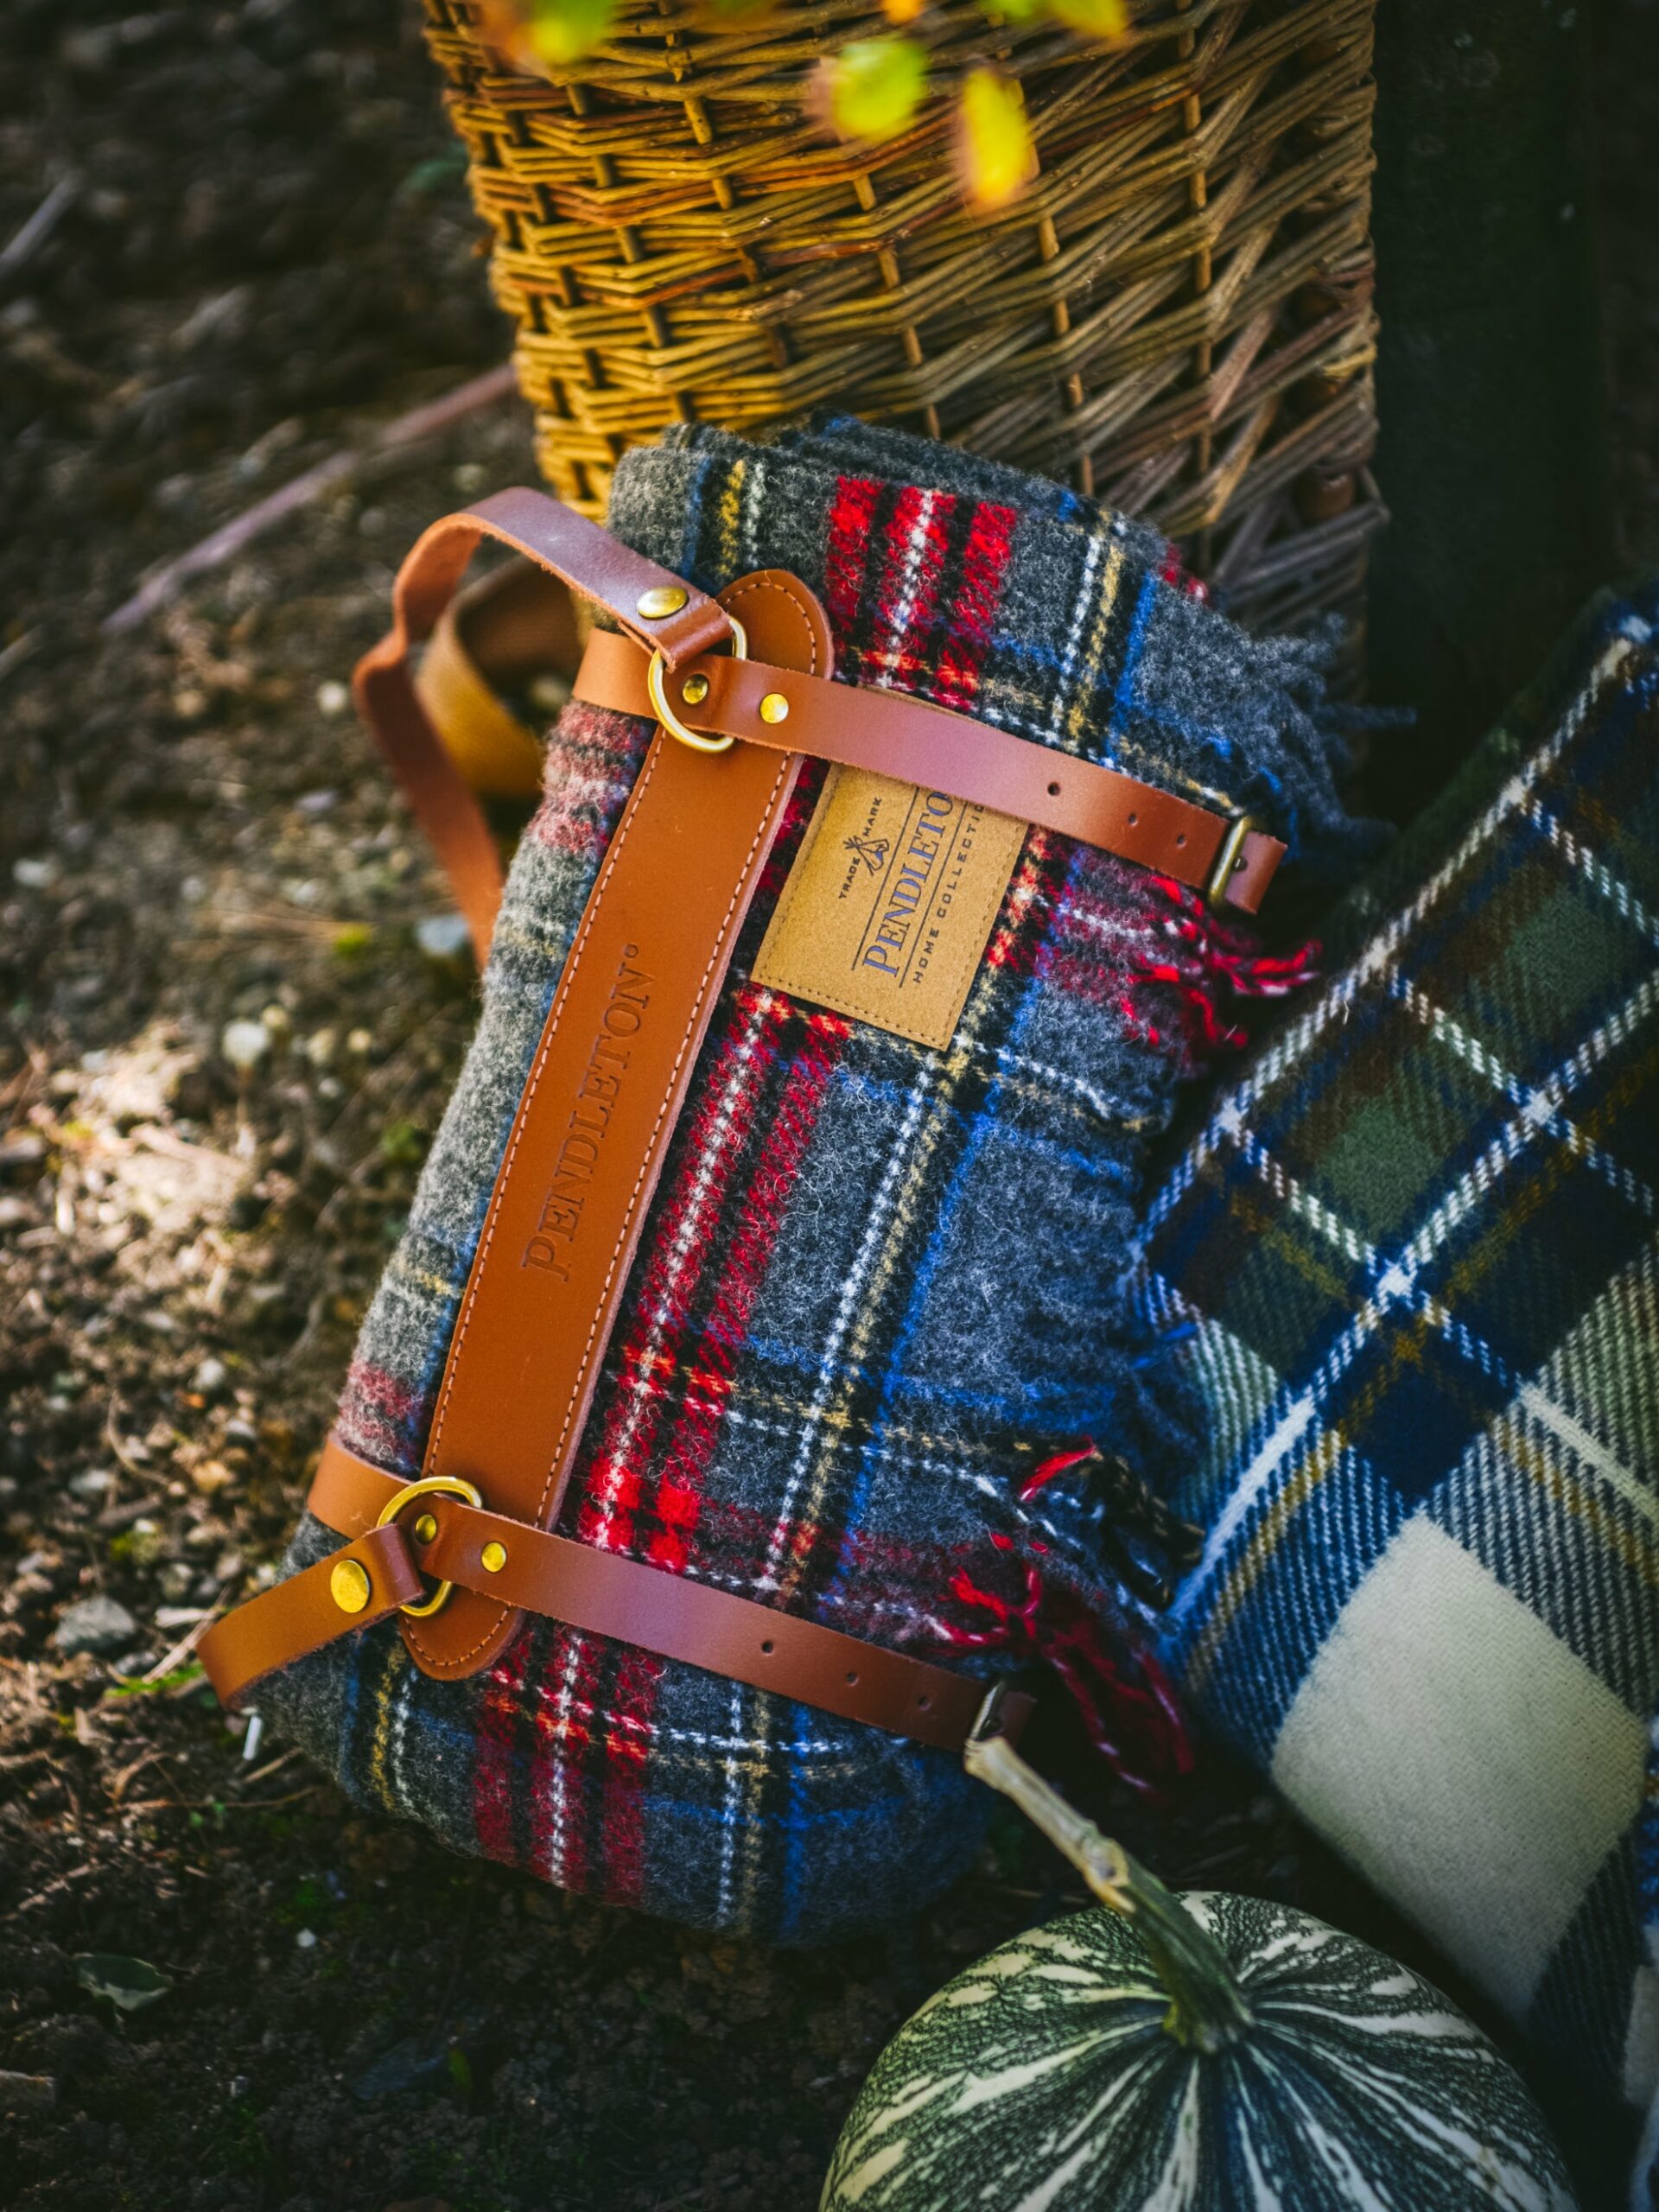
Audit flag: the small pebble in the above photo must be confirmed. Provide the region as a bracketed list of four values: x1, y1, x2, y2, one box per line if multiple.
[53, 1595, 139, 1657]
[346, 1027, 372, 1056]
[12, 857, 57, 890]
[220, 1019, 270, 1071]
[303, 1027, 337, 1068]
[315, 680, 349, 717]
[296, 1929, 318, 1951]
[0, 1132, 46, 1176]
[416, 912, 473, 977]
[68, 1469, 113, 1502]
[296, 788, 339, 817]
[192, 1356, 229, 1395]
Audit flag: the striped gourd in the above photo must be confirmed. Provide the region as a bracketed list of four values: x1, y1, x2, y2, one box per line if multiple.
[823, 1891, 1578, 2212]
[826, 1726, 1576, 2211]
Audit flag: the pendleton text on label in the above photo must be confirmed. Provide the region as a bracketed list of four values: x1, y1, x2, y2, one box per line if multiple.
[753, 768, 1026, 1050]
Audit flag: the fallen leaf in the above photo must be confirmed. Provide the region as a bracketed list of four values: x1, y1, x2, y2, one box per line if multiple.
[73, 1952, 174, 2013]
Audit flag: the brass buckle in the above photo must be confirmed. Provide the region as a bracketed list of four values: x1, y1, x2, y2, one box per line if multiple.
[645, 610, 747, 756]
[1205, 814, 1252, 908]
[375, 1474, 482, 1619]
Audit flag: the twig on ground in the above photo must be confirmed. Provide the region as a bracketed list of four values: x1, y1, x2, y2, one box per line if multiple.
[103, 361, 518, 635]
[0, 628, 40, 688]
[0, 175, 79, 276]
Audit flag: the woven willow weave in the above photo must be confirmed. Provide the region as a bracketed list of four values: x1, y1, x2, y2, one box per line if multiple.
[425, 0, 1381, 635]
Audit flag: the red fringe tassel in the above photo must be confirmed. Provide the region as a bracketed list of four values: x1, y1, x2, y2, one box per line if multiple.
[940, 1534, 1194, 1802]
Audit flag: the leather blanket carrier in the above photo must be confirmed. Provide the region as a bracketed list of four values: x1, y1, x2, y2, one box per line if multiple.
[198, 435, 1325, 1935]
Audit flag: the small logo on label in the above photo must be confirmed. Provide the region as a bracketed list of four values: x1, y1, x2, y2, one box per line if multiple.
[842, 833, 890, 874]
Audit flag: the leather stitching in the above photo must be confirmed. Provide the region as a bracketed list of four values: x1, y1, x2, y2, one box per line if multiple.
[410, 575, 806, 1674]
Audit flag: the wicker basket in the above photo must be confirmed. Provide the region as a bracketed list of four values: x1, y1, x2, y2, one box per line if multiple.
[424, 0, 1382, 639]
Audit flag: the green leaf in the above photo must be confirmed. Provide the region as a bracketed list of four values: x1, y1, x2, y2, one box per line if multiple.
[955, 67, 1036, 210]
[1049, 0, 1129, 35]
[74, 1953, 174, 2014]
[331, 922, 374, 962]
[106, 1660, 206, 1699]
[821, 39, 928, 143]
[379, 1117, 427, 1168]
[478, 0, 619, 70]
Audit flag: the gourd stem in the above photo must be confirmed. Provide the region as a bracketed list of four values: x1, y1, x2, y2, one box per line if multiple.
[964, 1729, 1252, 2054]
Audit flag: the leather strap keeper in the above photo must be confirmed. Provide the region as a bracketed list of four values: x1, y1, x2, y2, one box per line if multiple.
[198, 1433, 1030, 1756]
[198, 1522, 426, 1706]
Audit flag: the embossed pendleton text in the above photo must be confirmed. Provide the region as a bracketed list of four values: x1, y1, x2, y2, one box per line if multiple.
[523, 947, 652, 1276]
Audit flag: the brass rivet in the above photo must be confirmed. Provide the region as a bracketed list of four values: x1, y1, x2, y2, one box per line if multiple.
[680, 672, 710, 706]
[480, 1540, 508, 1574]
[330, 1559, 372, 1615]
[759, 692, 790, 724]
[412, 1512, 439, 1546]
[636, 584, 689, 620]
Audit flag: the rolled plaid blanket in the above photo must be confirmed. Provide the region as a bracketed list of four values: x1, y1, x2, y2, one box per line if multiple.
[1146, 578, 1659, 2113]
[260, 417, 1372, 1939]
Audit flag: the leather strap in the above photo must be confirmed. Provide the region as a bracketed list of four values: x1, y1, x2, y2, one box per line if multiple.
[570, 630, 1283, 914]
[206, 486, 1274, 1732]
[414, 565, 554, 800]
[198, 1521, 427, 1705]
[402, 567, 828, 1680]
[353, 489, 738, 962]
[372, 512, 1284, 946]
[197, 1433, 1029, 1755]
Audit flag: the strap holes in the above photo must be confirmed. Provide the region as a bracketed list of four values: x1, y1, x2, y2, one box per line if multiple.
[1175, 833, 1186, 848]
[845, 1669, 859, 1684]
[917, 1694, 931, 1709]
[1046, 779, 1060, 798]
[1127, 810, 1138, 826]
[760, 1638, 775, 1655]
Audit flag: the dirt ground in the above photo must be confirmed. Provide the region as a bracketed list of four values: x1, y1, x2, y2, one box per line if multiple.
[1, 6, 1652, 2209]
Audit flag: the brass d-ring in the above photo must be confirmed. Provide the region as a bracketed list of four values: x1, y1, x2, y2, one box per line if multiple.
[376, 1473, 482, 1618]
[645, 611, 747, 756]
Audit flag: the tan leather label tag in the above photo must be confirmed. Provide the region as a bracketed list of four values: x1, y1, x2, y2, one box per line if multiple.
[753, 767, 1027, 1049]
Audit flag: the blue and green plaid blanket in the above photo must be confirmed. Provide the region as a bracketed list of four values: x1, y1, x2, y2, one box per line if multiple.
[1145, 581, 1659, 2116]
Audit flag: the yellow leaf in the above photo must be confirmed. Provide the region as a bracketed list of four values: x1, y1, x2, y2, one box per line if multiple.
[1051, 0, 1130, 35]
[818, 39, 929, 144]
[955, 68, 1036, 212]
[881, 0, 928, 22]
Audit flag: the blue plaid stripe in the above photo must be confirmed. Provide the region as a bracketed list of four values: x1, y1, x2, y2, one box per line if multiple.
[1147, 581, 1659, 2109]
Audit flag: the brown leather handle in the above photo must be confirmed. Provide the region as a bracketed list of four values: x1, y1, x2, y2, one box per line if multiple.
[198, 1433, 1032, 1755]
[353, 489, 737, 961]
